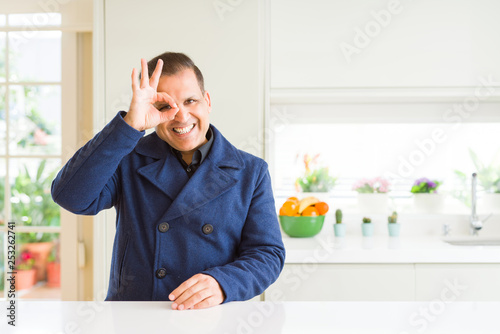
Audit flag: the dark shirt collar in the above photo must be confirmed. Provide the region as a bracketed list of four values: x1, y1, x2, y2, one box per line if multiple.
[169, 127, 214, 172]
[191, 127, 213, 166]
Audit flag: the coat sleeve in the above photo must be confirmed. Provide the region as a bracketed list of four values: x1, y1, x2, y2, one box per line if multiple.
[51, 111, 144, 215]
[201, 161, 286, 302]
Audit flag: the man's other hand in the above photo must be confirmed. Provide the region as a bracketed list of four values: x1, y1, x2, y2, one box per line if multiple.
[169, 273, 225, 310]
[124, 58, 179, 131]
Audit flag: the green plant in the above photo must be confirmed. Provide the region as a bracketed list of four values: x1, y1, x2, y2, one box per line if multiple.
[352, 177, 390, 193]
[388, 211, 398, 224]
[362, 217, 371, 224]
[456, 149, 500, 193]
[411, 178, 441, 193]
[11, 160, 60, 243]
[335, 209, 342, 224]
[296, 154, 337, 193]
[48, 239, 60, 263]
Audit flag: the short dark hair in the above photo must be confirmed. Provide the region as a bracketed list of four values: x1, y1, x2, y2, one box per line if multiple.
[147, 52, 205, 93]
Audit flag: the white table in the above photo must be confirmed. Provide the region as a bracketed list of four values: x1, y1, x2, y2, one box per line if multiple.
[1, 301, 499, 333]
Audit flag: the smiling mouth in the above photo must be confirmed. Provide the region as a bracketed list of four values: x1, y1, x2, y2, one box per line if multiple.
[172, 124, 195, 135]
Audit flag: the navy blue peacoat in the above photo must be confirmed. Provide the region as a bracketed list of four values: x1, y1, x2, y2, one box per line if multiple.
[51, 111, 285, 302]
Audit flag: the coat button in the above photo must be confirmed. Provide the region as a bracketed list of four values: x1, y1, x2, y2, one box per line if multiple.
[202, 224, 214, 235]
[156, 268, 167, 279]
[158, 222, 169, 233]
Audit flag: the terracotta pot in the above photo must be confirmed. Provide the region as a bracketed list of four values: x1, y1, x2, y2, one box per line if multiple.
[23, 242, 54, 282]
[15, 269, 37, 290]
[46, 262, 61, 287]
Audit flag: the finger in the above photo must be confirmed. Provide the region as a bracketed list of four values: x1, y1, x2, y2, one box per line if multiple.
[156, 92, 179, 120]
[131, 68, 138, 91]
[140, 58, 149, 88]
[169, 275, 200, 302]
[171, 283, 206, 309]
[192, 296, 220, 310]
[177, 288, 212, 311]
[149, 59, 163, 90]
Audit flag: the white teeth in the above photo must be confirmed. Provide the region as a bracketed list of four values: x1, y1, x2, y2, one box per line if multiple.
[173, 124, 194, 134]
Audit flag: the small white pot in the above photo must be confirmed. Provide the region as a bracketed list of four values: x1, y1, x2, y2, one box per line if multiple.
[413, 193, 445, 213]
[357, 193, 388, 214]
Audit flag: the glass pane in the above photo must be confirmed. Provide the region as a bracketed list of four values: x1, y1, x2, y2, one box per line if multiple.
[0, 158, 5, 226]
[0, 15, 6, 26]
[0, 86, 5, 154]
[8, 13, 61, 27]
[0, 232, 4, 298]
[9, 158, 61, 227]
[15, 232, 61, 300]
[9, 85, 61, 155]
[8, 31, 61, 82]
[0, 32, 5, 82]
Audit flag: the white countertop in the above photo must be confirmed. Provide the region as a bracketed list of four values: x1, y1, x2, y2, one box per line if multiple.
[1, 301, 499, 334]
[282, 233, 500, 264]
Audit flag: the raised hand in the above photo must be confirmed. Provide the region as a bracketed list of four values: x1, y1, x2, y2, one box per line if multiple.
[124, 58, 179, 131]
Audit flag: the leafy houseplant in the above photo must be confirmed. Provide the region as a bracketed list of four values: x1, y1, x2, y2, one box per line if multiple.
[454, 149, 500, 213]
[11, 160, 60, 281]
[387, 211, 401, 237]
[411, 178, 445, 213]
[296, 154, 337, 193]
[361, 217, 374, 237]
[353, 177, 391, 214]
[12, 159, 60, 243]
[333, 209, 346, 237]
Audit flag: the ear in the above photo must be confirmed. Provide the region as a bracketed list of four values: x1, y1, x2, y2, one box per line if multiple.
[204, 91, 212, 113]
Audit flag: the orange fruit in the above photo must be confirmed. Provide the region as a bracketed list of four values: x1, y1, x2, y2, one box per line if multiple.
[279, 201, 298, 216]
[302, 206, 319, 216]
[315, 202, 329, 215]
[287, 196, 299, 206]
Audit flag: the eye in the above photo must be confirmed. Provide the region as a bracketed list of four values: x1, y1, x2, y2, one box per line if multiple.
[185, 99, 196, 104]
[159, 104, 172, 111]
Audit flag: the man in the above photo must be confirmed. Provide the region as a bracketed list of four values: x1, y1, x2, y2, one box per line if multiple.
[51, 52, 285, 310]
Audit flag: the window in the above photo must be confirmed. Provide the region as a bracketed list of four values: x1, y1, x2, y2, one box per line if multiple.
[269, 103, 500, 215]
[0, 13, 62, 299]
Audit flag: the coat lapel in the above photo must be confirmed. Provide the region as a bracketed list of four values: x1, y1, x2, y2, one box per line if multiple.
[135, 133, 189, 201]
[163, 125, 245, 221]
[134, 125, 245, 221]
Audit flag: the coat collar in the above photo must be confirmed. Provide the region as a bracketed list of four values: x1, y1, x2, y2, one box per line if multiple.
[134, 124, 244, 169]
[134, 125, 245, 221]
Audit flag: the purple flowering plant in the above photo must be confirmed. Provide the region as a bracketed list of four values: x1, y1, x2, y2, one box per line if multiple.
[411, 178, 441, 193]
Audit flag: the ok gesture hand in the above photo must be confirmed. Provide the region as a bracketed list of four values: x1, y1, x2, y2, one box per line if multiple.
[124, 58, 179, 131]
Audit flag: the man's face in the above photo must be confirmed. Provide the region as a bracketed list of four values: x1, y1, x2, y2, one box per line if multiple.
[155, 69, 211, 154]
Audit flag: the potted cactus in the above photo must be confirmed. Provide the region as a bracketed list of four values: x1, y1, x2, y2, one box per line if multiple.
[361, 217, 374, 237]
[387, 211, 401, 237]
[333, 209, 346, 237]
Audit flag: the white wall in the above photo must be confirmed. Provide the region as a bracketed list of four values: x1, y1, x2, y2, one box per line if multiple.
[103, 0, 265, 157]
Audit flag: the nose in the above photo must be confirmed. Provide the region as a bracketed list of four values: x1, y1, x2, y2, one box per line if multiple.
[174, 105, 189, 123]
